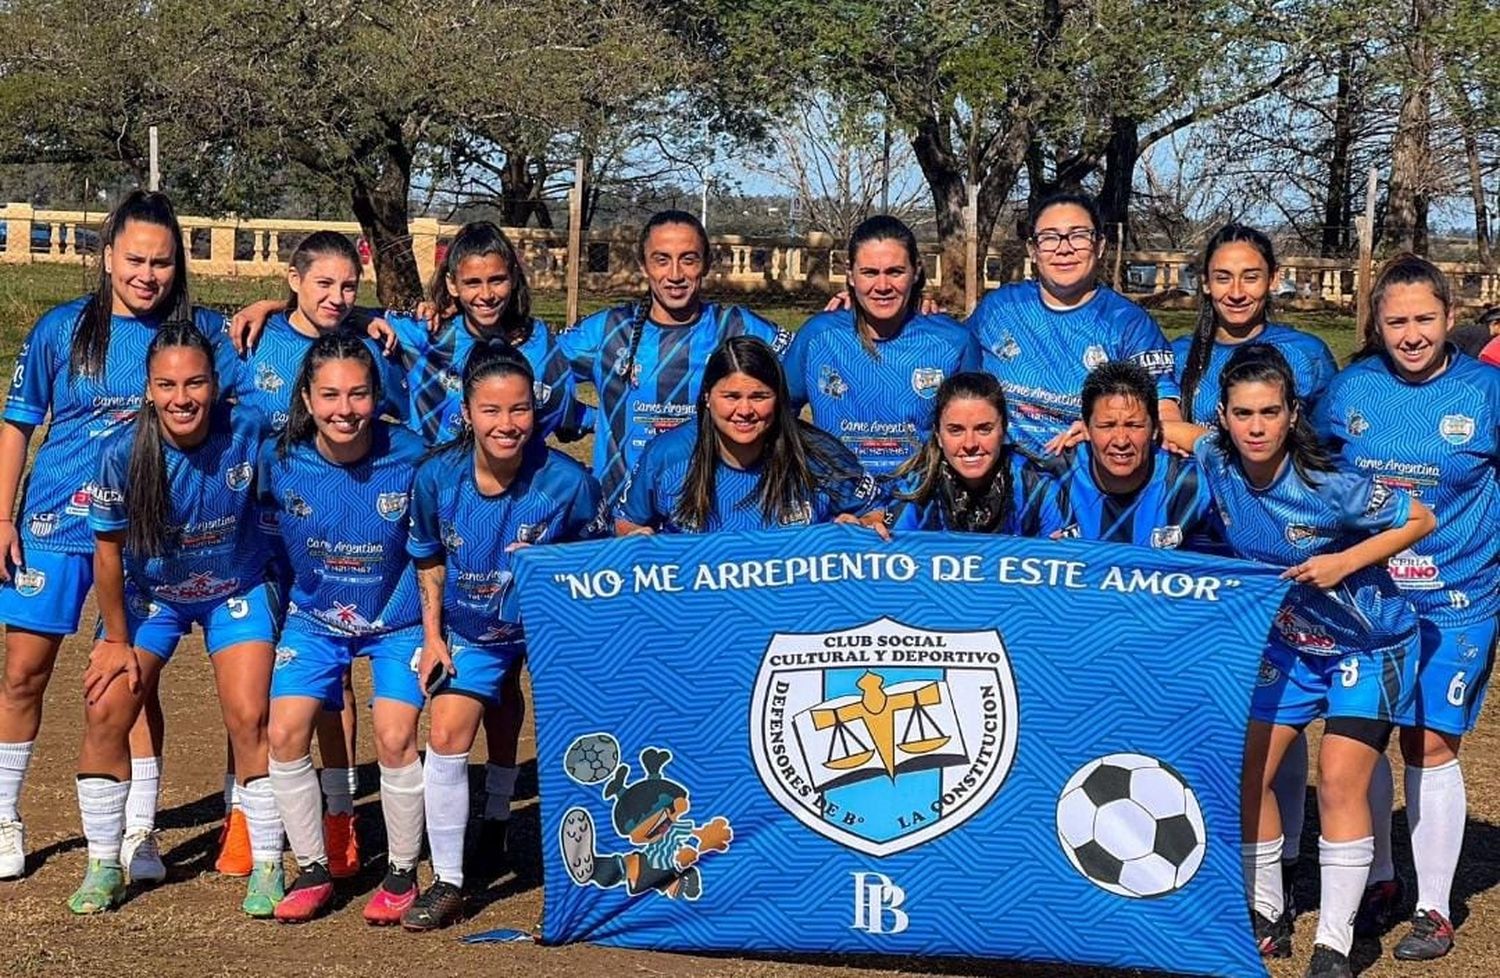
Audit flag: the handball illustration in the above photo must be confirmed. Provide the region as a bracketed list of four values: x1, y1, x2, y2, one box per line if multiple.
[564, 732, 622, 785]
[1056, 752, 1206, 899]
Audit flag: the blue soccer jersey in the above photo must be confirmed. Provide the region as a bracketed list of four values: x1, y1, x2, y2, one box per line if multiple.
[784, 309, 980, 474]
[220, 312, 407, 436]
[91, 405, 268, 603]
[1172, 323, 1338, 423]
[558, 302, 792, 507]
[885, 452, 1069, 536]
[967, 282, 1178, 455]
[255, 421, 424, 636]
[1051, 444, 1222, 549]
[1317, 349, 1499, 628]
[408, 443, 604, 643]
[385, 313, 581, 446]
[1193, 435, 1418, 655]
[4, 297, 230, 554]
[616, 420, 879, 533]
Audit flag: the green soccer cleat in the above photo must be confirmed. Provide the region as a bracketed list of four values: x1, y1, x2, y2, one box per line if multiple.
[66, 859, 126, 915]
[242, 860, 286, 918]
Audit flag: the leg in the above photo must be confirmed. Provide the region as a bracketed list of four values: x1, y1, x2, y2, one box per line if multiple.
[211, 640, 282, 915]
[1312, 721, 1388, 959]
[482, 668, 525, 822]
[364, 695, 422, 924]
[314, 668, 358, 815]
[1241, 719, 1301, 934]
[427, 695, 484, 888]
[0, 628, 65, 826]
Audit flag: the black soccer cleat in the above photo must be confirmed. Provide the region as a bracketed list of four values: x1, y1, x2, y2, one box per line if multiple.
[1393, 908, 1455, 961]
[1254, 909, 1293, 958]
[1304, 944, 1353, 978]
[1353, 876, 1405, 937]
[401, 880, 465, 931]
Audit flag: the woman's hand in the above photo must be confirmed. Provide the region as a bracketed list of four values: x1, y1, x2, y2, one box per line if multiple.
[365, 317, 400, 355]
[228, 300, 282, 354]
[83, 638, 139, 705]
[835, 512, 891, 541]
[1281, 553, 1355, 589]
[0, 520, 21, 581]
[1043, 421, 1088, 455]
[417, 636, 455, 699]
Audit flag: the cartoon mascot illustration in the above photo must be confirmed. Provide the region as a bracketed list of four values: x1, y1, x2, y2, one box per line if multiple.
[559, 734, 732, 901]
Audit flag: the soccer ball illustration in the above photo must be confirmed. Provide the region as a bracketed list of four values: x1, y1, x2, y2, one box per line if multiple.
[563, 732, 621, 785]
[1056, 752, 1206, 899]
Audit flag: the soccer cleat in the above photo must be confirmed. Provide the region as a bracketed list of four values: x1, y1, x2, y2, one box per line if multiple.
[1393, 909, 1455, 961]
[362, 866, 418, 925]
[242, 860, 286, 918]
[66, 859, 126, 914]
[1253, 910, 1292, 958]
[1354, 876, 1405, 937]
[122, 828, 166, 884]
[1303, 944, 1353, 978]
[0, 818, 25, 879]
[273, 864, 333, 923]
[400, 880, 464, 931]
[324, 812, 359, 879]
[215, 809, 253, 877]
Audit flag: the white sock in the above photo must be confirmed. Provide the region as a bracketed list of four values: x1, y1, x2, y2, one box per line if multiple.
[1368, 753, 1395, 883]
[1408, 759, 1465, 920]
[424, 750, 469, 888]
[1241, 836, 1284, 919]
[320, 767, 354, 817]
[1314, 835, 1374, 956]
[1272, 734, 1308, 862]
[239, 776, 283, 864]
[125, 756, 161, 833]
[77, 776, 130, 863]
[0, 741, 33, 822]
[269, 755, 325, 868]
[483, 763, 517, 821]
[223, 773, 236, 815]
[379, 761, 424, 872]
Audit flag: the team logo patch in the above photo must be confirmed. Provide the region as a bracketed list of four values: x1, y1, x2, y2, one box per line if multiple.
[517, 521, 550, 545]
[534, 381, 553, 404]
[376, 491, 408, 522]
[285, 490, 312, 518]
[1256, 660, 1281, 687]
[818, 365, 848, 399]
[254, 363, 284, 394]
[559, 734, 732, 902]
[442, 524, 464, 551]
[1150, 525, 1184, 549]
[225, 462, 253, 491]
[13, 568, 45, 597]
[441, 369, 463, 394]
[27, 513, 57, 539]
[1346, 410, 1369, 437]
[776, 502, 813, 527]
[273, 644, 297, 669]
[911, 367, 944, 399]
[1082, 345, 1108, 370]
[1284, 524, 1325, 547]
[750, 617, 1018, 856]
[992, 332, 1020, 361]
[1439, 414, 1475, 445]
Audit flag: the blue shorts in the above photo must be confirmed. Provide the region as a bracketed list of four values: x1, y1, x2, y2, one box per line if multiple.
[271, 619, 424, 711]
[431, 636, 525, 706]
[1251, 636, 1417, 728]
[118, 582, 279, 660]
[0, 550, 93, 635]
[1393, 619, 1498, 736]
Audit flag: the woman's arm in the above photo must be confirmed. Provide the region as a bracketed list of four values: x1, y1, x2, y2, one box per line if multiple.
[415, 555, 453, 691]
[0, 421, 34, 577]
[1284, 497, 1437, 588]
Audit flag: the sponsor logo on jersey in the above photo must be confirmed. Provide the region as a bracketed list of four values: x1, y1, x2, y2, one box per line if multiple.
[1082, 345, 1108, 370]
[1132, 349, 1175, 375]
[225, 462, 253, 491]
[1364, 482, 1394, 517]
[1274, 606, 1337, 655]
[13, 568, 45, 597]
[911, 367, 944, 399]
[1346, 410, 1369, 437]
[776, 502, 814, 527]
[442, 524, 464, 551]
[27, 513, 57, 539]
[1053, 523, 1082, 540]
[992, 332, 1020, 361]
[750, 617, 1018, 856]
[1387, 549, 1443, 590]
[1284, 524, 1327, 547]
[254, 363, 284, 394]
[1150, 525, 1184, 549]
[517, 521, 550, 544]
[376, 491, 409, 522]
[155, 571, 239, 603]
[66, 482, 100, 516]
[273, 644, 297, 669]
[1439, 414, 1475, 445]
[818, 365, 849, 399]
[284, 490, 312, 519]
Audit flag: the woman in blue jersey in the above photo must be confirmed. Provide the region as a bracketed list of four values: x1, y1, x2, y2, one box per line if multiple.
[615, 336, 882, 535]
[67, 323, 283, 917]
[885, 372, 1067, 535]
[1318, 255, 1499, 962]
[401, 343, 603, 930]
[1190, 344, 1434, 978]
[966, 191, 1182, 456]
[1174, 224, 1337, 423]
[0, 190, 228, 883]
[560, 210, 791, 510]
[784, 215, 979, 475]
[257, 333, 428, 924]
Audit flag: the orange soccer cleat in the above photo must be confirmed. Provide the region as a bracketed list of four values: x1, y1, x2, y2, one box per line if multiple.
[215, 809, 253, 877]
[324, 811, 360, 879]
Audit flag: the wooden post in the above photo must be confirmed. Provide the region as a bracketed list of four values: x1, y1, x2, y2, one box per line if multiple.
[565, 157, 585, 328]
[964, 184, 979, 315]
[1113, 222, 1125, 292]
[1354, 166, 1378, 338]
[148, 127, 159, 192]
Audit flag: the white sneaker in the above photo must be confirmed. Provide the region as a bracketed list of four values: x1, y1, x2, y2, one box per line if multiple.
[0, 818, 25, 879]
[122, 828, 166, 884]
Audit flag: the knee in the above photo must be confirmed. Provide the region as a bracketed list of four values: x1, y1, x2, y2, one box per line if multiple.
[373, 721, 417, 765]
[1316, 765, 1367, 813]
[224, 699, 269, 744]
[0, 657, 52, 706]
[84, 698, 138, 743]
[428, 718, 474, 756]
[267, 716, 310, 760]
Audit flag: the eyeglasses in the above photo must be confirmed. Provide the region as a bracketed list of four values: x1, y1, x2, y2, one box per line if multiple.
[1031, 229, 1098, 252]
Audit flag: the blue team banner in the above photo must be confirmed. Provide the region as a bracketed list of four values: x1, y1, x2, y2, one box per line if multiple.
[514, 525, 1290, 978]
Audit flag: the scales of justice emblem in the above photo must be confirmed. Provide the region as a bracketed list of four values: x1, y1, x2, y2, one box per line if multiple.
[750, 617, 1019, 856]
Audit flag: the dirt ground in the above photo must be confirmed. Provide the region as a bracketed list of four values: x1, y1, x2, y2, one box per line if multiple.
[1, 619, 1497, 978]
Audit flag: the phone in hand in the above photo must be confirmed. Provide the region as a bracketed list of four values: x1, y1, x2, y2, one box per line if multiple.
[424, 660, 451, 696]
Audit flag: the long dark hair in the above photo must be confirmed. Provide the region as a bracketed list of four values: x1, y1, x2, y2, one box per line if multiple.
[1354, 252, 1454, 362]
[430, 222, 534, 345]
[125, 322, 219, 556]
[277, 331, 381, 458]
[675, 336, 819, 530]
[846, 215, 926, 357]
[1214, 343, 1335, 483]
[618, 210, 712, 386]
[71, 190, 192, 379]
[1179, 224, 1278, 421]
[430, 340, 536, 459]
[892, 372, 1016, 533]
[284, 230, 362, 317]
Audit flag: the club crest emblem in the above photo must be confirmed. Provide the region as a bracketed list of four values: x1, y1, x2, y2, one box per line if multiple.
[254, 363, 284, 394]
[376, 491, 408, 521]
[1439, 414, 1474, 446]
[1346, 410, 1369, 437]
[534, 381, 553, 404]
[818, 365, 848, 399]
[993, 332, 1021, 361]
[1082, 345, 1108, 370]
[225, 462, 253, 491]
[911, 367, 944, 399]
[1150, 525, 1184, 549]
[27, 513, 57, 539]
[750, 617, 1018, 856]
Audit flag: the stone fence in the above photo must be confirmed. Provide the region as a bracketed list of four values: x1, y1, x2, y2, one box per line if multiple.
[2, 202, 1496, 308]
